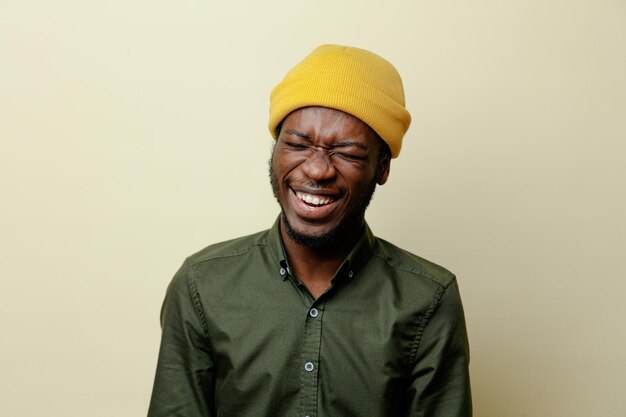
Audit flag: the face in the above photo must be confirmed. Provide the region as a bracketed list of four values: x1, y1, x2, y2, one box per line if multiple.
[270, 107, 390, 248]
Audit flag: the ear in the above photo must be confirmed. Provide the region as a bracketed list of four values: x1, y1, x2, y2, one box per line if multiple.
[376, 153, 391, 185]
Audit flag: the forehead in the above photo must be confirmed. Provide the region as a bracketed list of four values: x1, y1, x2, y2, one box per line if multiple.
[281, 107, 380, 148]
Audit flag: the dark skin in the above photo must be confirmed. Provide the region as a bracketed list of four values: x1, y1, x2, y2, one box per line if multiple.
[270, 107, 391, 298]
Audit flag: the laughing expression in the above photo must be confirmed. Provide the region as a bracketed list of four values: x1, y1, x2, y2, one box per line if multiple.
[270, 107, 390, 248]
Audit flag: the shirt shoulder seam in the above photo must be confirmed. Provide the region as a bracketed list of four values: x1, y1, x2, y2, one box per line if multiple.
[188, 239, 269, 267]
[370, 252, 455, 286]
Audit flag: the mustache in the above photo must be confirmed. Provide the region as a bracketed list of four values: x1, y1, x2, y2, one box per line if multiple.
[288, 179, 328, 190]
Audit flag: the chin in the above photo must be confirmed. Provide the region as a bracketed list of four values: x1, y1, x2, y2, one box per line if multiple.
[281, 210, 363, 250]
[282, 213, 343, 249]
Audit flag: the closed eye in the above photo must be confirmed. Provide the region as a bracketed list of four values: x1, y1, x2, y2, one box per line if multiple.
[285, 141, 309, 150]
[333, 152, 366, 161]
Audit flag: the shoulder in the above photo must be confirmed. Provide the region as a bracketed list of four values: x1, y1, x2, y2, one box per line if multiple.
[186, 229, 270, 267]
[371, 237, 456, 289]
[167, 229, 274, 296]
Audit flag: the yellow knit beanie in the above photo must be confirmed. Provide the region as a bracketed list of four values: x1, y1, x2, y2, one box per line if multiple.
[269, 44, 411, 158]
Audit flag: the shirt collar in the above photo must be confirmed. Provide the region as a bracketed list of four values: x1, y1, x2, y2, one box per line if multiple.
[342, 221, 376, 278]
[266, 215, 376, 282]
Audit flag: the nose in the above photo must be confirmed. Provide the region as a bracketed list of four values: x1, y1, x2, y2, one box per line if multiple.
[300, 147, 337, 181]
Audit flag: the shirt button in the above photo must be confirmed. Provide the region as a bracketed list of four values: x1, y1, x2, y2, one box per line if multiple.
[279, 267, 286, 276]
[348, 270, 354, 278]
[309, 308, 319, 318]
[304, 362, 314, 372]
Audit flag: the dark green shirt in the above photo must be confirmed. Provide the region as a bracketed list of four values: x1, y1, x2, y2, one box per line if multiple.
[148, 218, 471, 417]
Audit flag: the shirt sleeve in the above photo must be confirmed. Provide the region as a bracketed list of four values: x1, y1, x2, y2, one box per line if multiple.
[405, 278, 472, 417]
[147, 259, 216, 417]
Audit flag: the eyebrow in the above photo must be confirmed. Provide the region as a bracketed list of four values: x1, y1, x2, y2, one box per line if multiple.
[285, 129, 312, 141]
[333, 140, 368, 151]
[284, 129, 369, 151]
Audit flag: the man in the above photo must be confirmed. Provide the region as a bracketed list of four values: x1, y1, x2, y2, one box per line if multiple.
[148, 44, 471, 417]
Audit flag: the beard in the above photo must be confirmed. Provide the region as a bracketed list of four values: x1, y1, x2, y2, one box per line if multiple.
[269, 152, 378, 249]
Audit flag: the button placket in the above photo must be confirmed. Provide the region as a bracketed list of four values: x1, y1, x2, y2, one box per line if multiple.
[300, 301, 324, 417]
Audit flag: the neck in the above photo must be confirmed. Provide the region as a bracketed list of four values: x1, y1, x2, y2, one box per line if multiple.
[280, 218, 363, 298]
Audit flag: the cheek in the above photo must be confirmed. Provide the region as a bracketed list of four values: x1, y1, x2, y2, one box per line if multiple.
[274, 156, 301, 183]
[275, 162, 289, 183]
[344, 166, 378, 187]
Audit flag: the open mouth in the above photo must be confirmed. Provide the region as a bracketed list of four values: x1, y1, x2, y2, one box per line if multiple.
[287, 187, 342, 221]
[294, 190, 336, 207]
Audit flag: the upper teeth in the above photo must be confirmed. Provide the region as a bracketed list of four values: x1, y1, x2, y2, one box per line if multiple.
[296, 191, 333, 206]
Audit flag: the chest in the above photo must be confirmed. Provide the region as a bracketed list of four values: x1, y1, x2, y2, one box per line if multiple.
[197, 272, 430, 416]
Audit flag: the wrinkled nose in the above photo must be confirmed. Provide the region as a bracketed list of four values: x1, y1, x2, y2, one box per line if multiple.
[301, 149, 337, 182]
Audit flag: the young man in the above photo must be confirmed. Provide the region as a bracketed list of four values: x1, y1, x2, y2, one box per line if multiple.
[148, 44, 472, 417]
